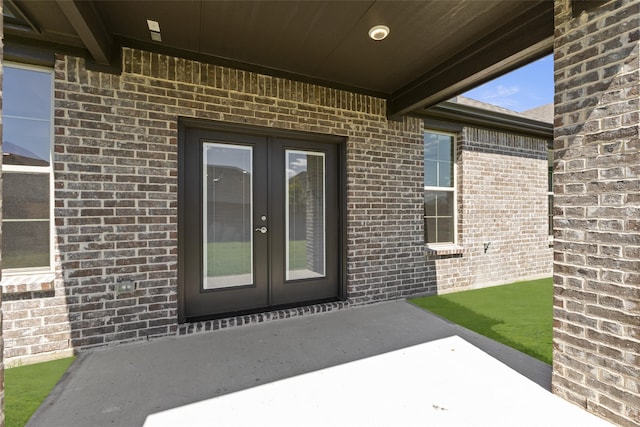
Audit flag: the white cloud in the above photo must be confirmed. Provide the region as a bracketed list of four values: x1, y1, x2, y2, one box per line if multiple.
[287, 156, 308, 178]
[482, 84, 520, 100]
[466, 84, 522, 109]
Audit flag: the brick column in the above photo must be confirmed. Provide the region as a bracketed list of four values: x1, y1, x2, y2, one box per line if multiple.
[0, 0, 5, 423]
[553, 0, 640, 425]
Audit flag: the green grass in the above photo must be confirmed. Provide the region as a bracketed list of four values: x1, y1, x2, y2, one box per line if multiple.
[207, 240, 308, 276]
[207, 241, 253, 276]
[5, 357, 75, 427]
[410, 278, 553, 364]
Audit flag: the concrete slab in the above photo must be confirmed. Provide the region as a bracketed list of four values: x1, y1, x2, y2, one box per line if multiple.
[27, 301, 604, 427]
[144, 336, 611, 427]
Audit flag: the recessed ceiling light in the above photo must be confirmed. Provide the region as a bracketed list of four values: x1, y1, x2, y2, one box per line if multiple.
[147, 19, 160, 32]
[150, 32, 162, 42]
[368, 25, 390, 41]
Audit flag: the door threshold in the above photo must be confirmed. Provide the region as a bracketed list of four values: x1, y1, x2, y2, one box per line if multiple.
[179, 298, 348, 334]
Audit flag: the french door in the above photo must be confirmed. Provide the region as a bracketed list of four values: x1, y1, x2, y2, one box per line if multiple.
[181, 124, 342, 320]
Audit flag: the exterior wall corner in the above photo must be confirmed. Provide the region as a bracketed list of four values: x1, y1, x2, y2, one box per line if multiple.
[553, 0, 640, 424]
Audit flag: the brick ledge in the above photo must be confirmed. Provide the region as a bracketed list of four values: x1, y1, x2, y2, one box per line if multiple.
[1, 273, 56, 294]
[425, 244, 465, 256]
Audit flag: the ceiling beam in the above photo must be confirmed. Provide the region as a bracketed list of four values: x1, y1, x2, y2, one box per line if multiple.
[56, 0, 112, 66]
[387, 1, 554, 119]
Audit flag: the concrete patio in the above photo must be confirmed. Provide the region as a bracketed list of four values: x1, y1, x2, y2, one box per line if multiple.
[28, 301, 611, 427]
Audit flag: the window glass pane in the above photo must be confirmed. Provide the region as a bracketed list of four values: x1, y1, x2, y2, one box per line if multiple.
[425, 217, 437, 244]
[437, 217, 453, 243]
[286, 150, 326, 280]
[424, 191, 437, 217]
[425, 131, 454, 188]
[436, 191, 454, 217]
[425, 191, 454, 244]
[438, 160, 453, 187]
[4, 117, 51, 166]
[549, 194, 554, 236]
[2, 220, 50, 269]
[438, 134, 452, 162]
[424, 159, 438, 187]
[424, 132, 439, 161]
[203, 143, 253, 289]
[3, 173, 49, 219]
[4, 66, 52, 119]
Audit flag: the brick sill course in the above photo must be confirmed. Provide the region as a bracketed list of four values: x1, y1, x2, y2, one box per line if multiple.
[425, 244, 464, 257]
[1, 273, 55, 294]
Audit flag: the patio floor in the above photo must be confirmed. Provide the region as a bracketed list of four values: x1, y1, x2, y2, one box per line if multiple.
[27, 301, 611, 427]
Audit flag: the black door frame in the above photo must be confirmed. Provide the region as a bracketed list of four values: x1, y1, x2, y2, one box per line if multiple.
[177, 118, 347, 323]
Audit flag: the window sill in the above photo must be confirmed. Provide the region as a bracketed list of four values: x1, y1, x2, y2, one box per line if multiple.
[1, 272, 55, 294]
[425, 244, 464, 256]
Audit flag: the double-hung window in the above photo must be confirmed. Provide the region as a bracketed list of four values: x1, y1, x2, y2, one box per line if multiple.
[548, 165, 553, 236]
[424, 131, 455, 244]
[2, 64, 53, 272]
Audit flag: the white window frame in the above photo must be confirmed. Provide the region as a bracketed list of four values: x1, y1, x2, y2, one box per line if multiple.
[2, 62, 55, 275]
[424, 129, 457, 247]
[548, 163, 554, 240]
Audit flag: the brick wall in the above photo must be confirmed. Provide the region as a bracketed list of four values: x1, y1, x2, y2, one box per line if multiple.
[3, 46, 553, 363]
[2, 275, 72, 365]
[0, 0, 5, 422]
[49, 48, 427, 352]
[461, 128, 552, 286]
[553, 0, 640, 425]
[429, 127, 552, 293]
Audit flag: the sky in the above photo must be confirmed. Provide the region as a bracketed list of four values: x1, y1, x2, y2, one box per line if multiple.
[462, 54, 553, 113]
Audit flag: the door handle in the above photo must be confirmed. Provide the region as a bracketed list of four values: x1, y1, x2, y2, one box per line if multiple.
[255, 226, 268, 234]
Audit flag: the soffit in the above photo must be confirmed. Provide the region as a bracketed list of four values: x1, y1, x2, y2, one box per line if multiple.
[4, 0, 554, 117]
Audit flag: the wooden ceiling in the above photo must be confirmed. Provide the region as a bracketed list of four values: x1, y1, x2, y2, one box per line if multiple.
[5, 0, 553, 117]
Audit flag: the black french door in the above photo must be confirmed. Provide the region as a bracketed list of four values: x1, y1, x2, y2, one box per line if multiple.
[181, 124, 341, 320]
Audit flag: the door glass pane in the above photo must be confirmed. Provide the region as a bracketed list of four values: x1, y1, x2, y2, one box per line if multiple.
[203, 143, 253, 289]
[286, 150, 325, 280]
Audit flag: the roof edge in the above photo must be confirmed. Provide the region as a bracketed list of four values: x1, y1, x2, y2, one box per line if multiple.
[417, 100, 553, 138]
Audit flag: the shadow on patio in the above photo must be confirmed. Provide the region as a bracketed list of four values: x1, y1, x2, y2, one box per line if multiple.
[24, 300, 564, 427]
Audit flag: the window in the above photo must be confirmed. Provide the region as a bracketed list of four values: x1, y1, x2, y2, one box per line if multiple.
[548, 165, 553, 236]
[424, 131, 455, 244]
[2, 64, 53, 272]
[547, 145, 554, 237]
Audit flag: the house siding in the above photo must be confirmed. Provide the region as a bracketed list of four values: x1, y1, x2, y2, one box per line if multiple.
[3, 48, 552, 364]
[553, 0, 640, 425]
